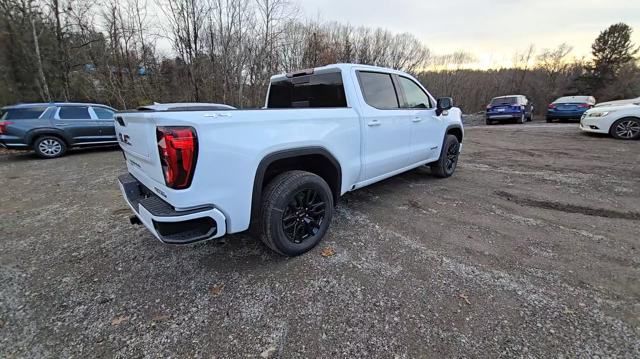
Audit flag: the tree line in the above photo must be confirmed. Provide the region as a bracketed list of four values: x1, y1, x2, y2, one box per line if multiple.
[0, 0, 638, 112]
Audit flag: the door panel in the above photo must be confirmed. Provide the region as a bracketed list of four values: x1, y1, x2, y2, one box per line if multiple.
[362, 110, 413, 179]
[91, 107, 117, 141]
[409, 109, 443, 163]
[54, 106, 102, 144]
[396, 76, 442, 163]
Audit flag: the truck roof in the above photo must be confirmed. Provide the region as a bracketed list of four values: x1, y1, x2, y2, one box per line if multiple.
[270, 63, 413, 82]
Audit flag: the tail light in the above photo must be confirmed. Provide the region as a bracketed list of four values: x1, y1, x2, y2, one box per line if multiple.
[0, 121, 13, 134]
[578, 103, 590, 108]
[548, 104, 556, 109]
[156, 126, 198, 189]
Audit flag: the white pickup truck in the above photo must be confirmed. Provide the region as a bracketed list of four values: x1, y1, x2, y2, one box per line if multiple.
[116, 64, 464, 256]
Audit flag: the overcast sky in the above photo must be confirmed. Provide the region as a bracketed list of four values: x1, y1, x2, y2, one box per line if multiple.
[297, 0, 640, 69]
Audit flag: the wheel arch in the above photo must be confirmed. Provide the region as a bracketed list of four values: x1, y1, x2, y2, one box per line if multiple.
[445, 124, 463, 143]
[251, 147, 342, 223]
[26, 129, 72, 147]
[609, 116, 640, 137]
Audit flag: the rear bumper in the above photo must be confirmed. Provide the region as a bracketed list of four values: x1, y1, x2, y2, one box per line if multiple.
[118, 173, 226, 244]
[0, 135, 29, 149]
[486, 112, 523, 120]
[547, 111, 585, 119]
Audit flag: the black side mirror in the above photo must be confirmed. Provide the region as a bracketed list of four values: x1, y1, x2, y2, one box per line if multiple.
[436, 97, 453, 116]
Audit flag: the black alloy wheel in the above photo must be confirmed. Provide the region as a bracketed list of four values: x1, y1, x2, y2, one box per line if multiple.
[281, 188, 326, 244]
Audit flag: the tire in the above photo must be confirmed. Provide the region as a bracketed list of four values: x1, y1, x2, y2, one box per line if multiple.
[259, 170, 334, 256]
[431, 134, 460, 178]
[527, 112, 533, 122]
[34, 136, 67, 158]
[517, 113, 525, 124]
[546, 118, 553, 123]
[485, 119, 492, 125]
[610, 117, 640, 140]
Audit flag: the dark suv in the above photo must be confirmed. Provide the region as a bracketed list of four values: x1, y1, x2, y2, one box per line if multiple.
[0, 103, 117, 158]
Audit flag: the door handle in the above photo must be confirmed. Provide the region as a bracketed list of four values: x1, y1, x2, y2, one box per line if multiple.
[367, 120, 381, 127]
[412, 117, 422, 123]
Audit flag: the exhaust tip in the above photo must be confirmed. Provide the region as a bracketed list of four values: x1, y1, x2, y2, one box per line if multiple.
[129, 215, 142, 225]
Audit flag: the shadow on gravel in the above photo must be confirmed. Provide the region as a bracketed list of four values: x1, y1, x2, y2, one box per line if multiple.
[0, 145, 120, 162]
[495, 190, 640, 220]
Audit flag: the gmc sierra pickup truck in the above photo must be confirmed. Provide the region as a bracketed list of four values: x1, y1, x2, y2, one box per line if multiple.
[116, 64, 464, 256]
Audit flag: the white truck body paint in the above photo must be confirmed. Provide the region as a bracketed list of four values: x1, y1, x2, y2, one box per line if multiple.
[116, 63, 463, 240]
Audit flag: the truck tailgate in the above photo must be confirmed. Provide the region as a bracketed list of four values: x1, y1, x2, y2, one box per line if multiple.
[115, 113, 165, 184]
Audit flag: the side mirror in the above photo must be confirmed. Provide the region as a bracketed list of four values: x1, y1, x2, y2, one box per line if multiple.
[436, 97, 453, 116]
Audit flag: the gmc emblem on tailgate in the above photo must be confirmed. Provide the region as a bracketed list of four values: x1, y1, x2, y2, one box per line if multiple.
[118, 133, 132, 145]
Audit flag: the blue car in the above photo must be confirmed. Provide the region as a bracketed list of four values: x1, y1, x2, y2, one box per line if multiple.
[485, 95, 533, 125]
[546, 96, 596, 123]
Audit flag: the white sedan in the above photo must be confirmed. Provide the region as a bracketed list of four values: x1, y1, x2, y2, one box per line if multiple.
[580, 102, 640, 140]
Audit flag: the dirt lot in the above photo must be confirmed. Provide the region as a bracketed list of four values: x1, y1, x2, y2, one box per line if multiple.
[1, 121, 639, 358]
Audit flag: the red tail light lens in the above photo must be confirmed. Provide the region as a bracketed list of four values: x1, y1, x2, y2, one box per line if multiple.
[0, 121, 13, 134]
[156, 126, 198, 189]
[578, 103, 590, 108]
[548, 104, 556, 109]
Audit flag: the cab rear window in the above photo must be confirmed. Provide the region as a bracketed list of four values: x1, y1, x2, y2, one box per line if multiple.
[267, 72, 347, 108]
[1, 107, 47, 120]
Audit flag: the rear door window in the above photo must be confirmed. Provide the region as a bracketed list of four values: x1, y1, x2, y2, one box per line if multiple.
[93, 107, 115, 119]
[1, 107, 48, 120]
[267, 72, 347, 108]
[357, 71, 400, 109]
[59, 106, 91, 120]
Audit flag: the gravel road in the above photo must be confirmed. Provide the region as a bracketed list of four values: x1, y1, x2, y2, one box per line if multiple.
[1, 121, 639, 358]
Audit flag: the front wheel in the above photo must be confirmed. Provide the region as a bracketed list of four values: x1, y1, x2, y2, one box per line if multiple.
[259, 171, 334, 256]
[517, 113, 525, 124]
[431, 134, 460, 178]
[610, 117, 640, 140]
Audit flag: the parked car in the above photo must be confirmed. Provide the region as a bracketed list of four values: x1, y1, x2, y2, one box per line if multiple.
[116, 64, 464, 256]
[0, 102, 117, 158]
[546, 96, 596, 122]
[595, 96, 640, 108]
[485, 95, 533, 125]
[580, 101, 640, 140]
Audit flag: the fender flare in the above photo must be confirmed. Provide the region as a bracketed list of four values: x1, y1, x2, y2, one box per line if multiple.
[250, 146, 342, 221]
[445, 124, 464, 142]
[25, 128, 73, 146]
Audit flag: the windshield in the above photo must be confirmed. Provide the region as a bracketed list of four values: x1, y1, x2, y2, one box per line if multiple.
[490, 97, 517, 106]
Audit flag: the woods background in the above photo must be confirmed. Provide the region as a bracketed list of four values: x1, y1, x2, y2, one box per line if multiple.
[1, 0, 638, 112]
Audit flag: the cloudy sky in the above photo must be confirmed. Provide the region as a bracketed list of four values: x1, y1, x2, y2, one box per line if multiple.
[298, 0, 640, 69]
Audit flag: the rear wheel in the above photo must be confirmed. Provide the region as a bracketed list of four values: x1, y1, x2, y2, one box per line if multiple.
[259, 171, 334, 256]
[430, 134, 460, 178]
[610, 118, 640, 140]
[485, 119, 492, 125]
[546, 118, 553, 123]
[517, 113, 525, 124]
[34, 136, 67, 158]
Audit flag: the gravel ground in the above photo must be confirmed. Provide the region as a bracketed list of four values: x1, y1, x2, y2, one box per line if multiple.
[1, 121, 639, 358]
